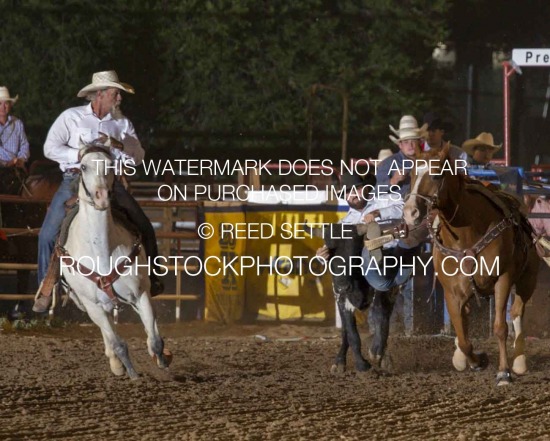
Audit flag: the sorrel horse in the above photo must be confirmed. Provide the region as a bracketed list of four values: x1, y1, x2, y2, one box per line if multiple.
[0, 162, 60, 317]
[58, 144, 170, 378]
[403, 144, 539, 385]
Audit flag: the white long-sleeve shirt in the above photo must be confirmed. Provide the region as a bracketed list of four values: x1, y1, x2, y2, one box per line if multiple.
[44, 103, 144, 172]
[340, 191, 404, 248]
[340, 192, 404, 225]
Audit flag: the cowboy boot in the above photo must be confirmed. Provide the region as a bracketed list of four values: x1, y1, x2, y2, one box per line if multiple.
[32, 279, 54, 313]
[364, 222, 383, 264]
[32, 293, 52, 313]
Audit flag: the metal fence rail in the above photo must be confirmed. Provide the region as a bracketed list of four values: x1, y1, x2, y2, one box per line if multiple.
[0, 197, 204, 321]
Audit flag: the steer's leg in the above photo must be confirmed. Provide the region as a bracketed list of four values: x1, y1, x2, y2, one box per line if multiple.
[331, 300, 350, 374]
[340, 299, 370, 372]
[368, 289, 396, 366]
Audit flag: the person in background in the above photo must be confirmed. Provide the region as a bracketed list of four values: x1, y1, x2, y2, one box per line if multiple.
[422, 111, 468, 162]
[33, 70, 164, 313]
[0, 86, 29, 169]
[374, 148, 393, 164]
[376, 115, 427, 197]
[462, 132, 501, 168]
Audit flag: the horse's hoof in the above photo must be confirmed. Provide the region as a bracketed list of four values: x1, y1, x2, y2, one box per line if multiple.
[512, 355, 528, 376]
[496, 370, 513, 386]
[109, 360, 125, 377]
[355, 359, 372, 372]
[380, 354, 394, 372]
[153, 348, 173, 369]
[470, 352, 489, 371]
[368, 349, 382, 368]
[127, 369, 139, 380]
[452, 348, 468, 371]
[330, 363, 345, 374]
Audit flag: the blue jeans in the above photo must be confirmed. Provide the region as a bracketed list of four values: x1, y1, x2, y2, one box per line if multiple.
[361, 245, 418, 292]
[38, 174, 78, 283]
[38, 175, 159, 284]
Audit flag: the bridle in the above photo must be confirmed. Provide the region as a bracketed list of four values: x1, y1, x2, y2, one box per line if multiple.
[78, 146, 114, 211]
[405, 168, 460, 230]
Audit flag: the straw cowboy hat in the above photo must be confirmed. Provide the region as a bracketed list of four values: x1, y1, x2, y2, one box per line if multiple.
[461, 132, 502, 156]
[423, 111, 454, 132]
[377, 148, 393, 161]
[389, 115, 427, 145]
[77, 70, 135, 98]
[0, 87, 18, 103]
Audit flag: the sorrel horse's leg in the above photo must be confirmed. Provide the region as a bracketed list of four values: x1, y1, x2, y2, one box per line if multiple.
[81, 295, 138, 379]
[493, 276, 514, 385]
[134, 292, 171, 369]
[446, 291, 488, 372]
[511, 258, 538, 376]
[510, 295, 527, 375]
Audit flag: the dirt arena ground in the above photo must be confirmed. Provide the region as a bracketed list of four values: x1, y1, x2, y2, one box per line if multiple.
[2, 321, 550, 440]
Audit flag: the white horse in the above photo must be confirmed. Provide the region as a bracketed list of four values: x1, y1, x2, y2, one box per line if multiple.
[60, 144, 170, 379]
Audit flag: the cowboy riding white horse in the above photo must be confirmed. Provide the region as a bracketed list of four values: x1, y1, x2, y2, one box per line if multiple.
[59, 142, 171, 378]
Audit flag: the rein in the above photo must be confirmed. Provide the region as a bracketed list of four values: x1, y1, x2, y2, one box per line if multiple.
[78, 146, 114, 211]
[410, 171, 517, 301]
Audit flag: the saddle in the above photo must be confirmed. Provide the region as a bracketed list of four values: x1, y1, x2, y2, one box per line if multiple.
[464, 177, 534, 240]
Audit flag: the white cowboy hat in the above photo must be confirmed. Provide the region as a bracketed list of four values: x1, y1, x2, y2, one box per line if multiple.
[389, 115, 428, 145]
[0, 87, 18, 103]
[77, 70, 135, 98]
[377, 148, 393, 161]
[461, 132, 502, 156]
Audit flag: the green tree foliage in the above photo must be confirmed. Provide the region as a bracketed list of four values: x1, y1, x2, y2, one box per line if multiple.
[0, 0, 449, 160]
[156, 0, 449, 156]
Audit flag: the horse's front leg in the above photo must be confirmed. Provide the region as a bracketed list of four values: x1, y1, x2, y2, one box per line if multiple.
[100, 327, 125, 376]
[134, 290, 171, 369]
[446, 290, 489, 372]
[511, 258, 538, 376]
[510, 294, 527, 376]
[80, 295, 138, 379]
[493, 278, 513, 386]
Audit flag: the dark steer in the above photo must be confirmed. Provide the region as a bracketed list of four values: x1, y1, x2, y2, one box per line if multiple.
[309, 223, 396, 373]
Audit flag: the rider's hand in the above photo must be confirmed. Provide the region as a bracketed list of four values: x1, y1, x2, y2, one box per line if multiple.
[8, 158, 26, 170]
[363, 210, 380, 224]
[98, 132, 123, 150]
[390, 169, 408, 186]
